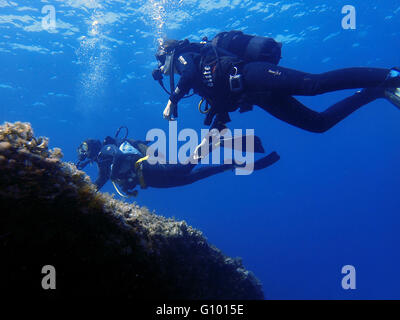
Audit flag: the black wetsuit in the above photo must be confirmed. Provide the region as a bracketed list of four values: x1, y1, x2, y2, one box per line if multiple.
[78, 138, 148, 190]
[169, 50, 398, 133]
[81, 138, 280, 193]
[242, 64, 393, 133]
[140, 149, 279, 188]
[139, 162, 233, 188]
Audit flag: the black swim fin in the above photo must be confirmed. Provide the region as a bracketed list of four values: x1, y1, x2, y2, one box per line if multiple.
[218, 134, 265, 153]
[196, 134, 266, 160]
[254, 151, 280, 171]
[234, 151, 280, 172]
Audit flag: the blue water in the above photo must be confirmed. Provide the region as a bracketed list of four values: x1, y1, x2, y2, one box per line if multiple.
[1, 0, 400, 299]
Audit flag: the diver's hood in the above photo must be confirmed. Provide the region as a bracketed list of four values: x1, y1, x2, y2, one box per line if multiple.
[154, 39, 193, 98]
[157, 39, 190, 75]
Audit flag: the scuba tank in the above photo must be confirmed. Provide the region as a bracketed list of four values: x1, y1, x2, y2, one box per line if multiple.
[212, 30, 282, 65]
[199, 43, 243, 95]
[153, 32, 282, 98]
[197, 31, 282, 110]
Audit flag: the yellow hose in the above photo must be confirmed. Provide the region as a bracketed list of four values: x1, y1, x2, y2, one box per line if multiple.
[111, 180, 129, 198]
[198, 98, 210, 114]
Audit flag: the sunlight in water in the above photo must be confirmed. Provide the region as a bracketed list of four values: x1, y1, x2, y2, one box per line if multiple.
[149, 0, 168, 47]
[75, 0, 111, 112]
[149, 0, 184, 47]
[74, 0, 185, 112]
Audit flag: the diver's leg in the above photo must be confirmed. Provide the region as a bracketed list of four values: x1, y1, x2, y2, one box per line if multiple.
[139, 161, 199, 188]
[243, 62, 397, 96]
[141, 162, 231, 187]
[181, 151, 281, 184]
[178, 164, 234, 185]
[142, 153, 280, 187]
[255, 89, 381, 133]
[164, 162, 198, 174]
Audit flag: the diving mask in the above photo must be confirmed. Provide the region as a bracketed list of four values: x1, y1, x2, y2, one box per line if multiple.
[78, 141, 89, 161]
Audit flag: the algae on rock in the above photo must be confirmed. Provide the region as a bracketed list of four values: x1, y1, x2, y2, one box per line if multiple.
[0, 122, 264, 300]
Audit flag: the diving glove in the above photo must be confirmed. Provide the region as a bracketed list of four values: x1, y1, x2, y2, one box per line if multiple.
[163, 100, 178, 121]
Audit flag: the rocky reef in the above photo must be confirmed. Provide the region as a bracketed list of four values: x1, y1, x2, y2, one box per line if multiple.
[0, 122, 264, 300]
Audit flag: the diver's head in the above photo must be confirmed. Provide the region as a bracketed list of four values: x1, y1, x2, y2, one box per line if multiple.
[77, 139, 102, 162]
[155, 39, 189, 75]
[156, 39, 177, 75]
[156, 39, 179, 60]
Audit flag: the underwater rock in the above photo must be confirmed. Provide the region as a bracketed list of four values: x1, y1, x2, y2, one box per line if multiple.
[0, 122, 264, 300]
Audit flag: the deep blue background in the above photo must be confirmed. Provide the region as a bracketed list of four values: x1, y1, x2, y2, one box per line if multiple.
[1, 0, 400, 299]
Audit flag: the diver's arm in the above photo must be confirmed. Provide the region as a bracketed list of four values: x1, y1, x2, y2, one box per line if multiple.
[191, 125, 230, 161]
[191, 112, 232, 160]
[76, 159, 90, 170]
[164, 53, 197, 120]
[170, 53, 196, 103]
[94, 162, 111, 191]
[163, 99, 178, 120]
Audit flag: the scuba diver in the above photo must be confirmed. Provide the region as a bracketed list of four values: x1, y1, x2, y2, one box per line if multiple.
[152, 31, 400, 134]
[76, 126, 280, 197]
